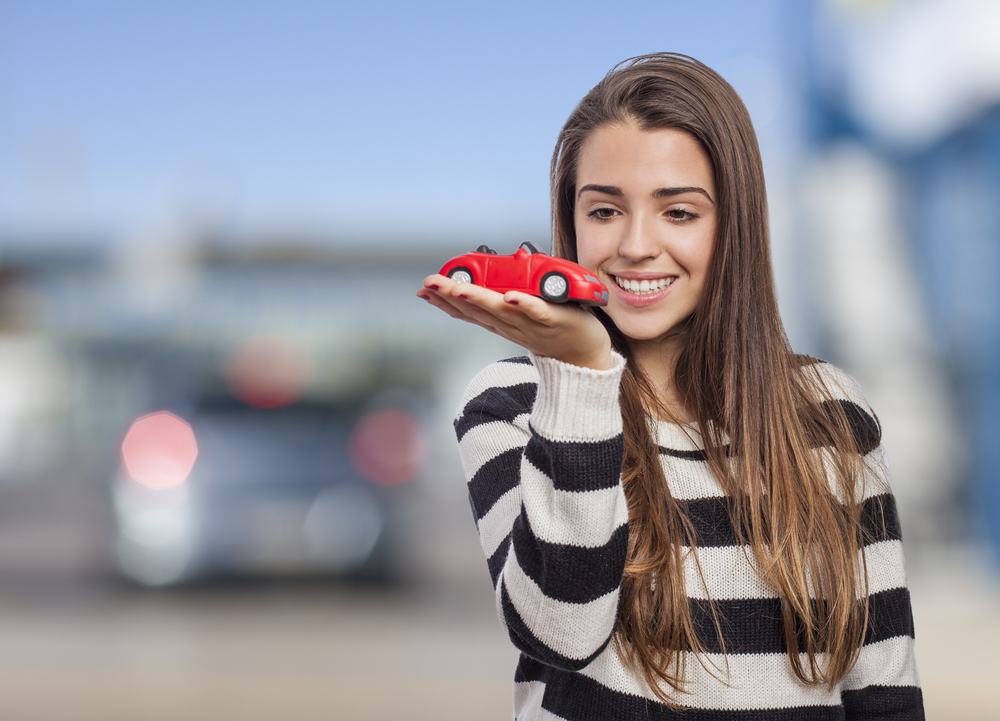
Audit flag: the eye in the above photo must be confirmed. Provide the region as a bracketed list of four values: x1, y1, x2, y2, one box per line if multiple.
[665, 208, 698, 222]
[587, 207, 620, 221]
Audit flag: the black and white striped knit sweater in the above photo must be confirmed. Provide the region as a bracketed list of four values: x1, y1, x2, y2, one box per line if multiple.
[455, 352, 923, 720]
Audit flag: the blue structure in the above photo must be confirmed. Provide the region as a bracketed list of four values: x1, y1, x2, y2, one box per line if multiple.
[797, 0, 1000, 559]
[905, 108, 1000, 554]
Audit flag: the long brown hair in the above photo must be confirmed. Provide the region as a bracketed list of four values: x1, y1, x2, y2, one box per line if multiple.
[551, 54, 873, 703]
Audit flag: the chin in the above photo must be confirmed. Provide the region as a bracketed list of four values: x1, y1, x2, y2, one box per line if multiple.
[612, 321, 679, 343]
[605, 309, 683, 341]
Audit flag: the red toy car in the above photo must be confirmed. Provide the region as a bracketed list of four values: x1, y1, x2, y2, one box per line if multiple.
[438, 242, 609, 306]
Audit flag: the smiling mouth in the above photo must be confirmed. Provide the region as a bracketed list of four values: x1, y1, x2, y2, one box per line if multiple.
[611, 275, 677, 295]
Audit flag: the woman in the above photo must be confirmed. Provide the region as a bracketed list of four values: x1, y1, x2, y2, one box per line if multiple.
[417, 53, 922, 720]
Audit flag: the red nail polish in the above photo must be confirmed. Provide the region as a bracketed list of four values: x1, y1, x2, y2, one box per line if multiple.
[507, 299, 519, 306]
[428, 284, 440, 291]
[457, 294, 468, 300]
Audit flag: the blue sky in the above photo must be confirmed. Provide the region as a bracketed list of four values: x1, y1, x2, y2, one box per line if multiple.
[0, 0, 790, 247]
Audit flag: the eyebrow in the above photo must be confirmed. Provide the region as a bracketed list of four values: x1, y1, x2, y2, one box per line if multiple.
[577, 183, 715, 204]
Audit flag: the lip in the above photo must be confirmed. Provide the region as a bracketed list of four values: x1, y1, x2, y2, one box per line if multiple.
[610, 272, 677, 281]
[607, 273, 678, 307]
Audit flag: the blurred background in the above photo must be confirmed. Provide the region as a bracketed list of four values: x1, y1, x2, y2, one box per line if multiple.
[0, 0, 997, 718]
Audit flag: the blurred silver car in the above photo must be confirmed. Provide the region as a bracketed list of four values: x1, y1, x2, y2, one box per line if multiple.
[112, 396, 424, 586]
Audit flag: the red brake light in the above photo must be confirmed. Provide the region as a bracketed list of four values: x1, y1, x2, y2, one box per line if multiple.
[348, 409, 426, 486]
[121, 412, 199, 490]
[225, 334, 312, 409]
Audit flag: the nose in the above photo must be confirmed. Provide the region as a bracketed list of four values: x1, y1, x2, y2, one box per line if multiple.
[617, 211, 661, 262]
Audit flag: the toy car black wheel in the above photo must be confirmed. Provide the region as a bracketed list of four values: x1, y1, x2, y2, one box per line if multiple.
[448, 267, 473, 284]
[540, 272, 569, 302]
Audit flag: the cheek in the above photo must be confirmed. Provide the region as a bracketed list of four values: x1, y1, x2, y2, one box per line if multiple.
[576, 244, 598, 272]
[573, 226, 603, 271]
[691, 246, 714, 279]
[679, 229, 715, 279]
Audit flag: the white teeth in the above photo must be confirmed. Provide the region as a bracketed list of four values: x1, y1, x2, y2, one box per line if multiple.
[614, 276, 675, 295]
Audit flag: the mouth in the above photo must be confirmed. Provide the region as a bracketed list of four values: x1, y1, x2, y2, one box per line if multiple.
[610, 275, 677, 296]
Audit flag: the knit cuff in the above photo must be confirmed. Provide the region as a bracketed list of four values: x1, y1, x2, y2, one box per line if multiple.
[528, 350, 625, 442]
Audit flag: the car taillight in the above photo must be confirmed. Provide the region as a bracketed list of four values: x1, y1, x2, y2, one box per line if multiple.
[224, 334, 312, 409]
[121, 411, 199, 490]
[348, 409, 426, 486]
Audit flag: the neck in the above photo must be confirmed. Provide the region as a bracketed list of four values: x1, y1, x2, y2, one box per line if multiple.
[628, 324, 694, 423]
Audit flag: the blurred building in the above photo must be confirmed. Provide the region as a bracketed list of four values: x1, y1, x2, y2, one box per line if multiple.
[796, 0, 1000, 559]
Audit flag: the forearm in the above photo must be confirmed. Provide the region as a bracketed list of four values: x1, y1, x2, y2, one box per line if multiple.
[457, 353, 629, 668]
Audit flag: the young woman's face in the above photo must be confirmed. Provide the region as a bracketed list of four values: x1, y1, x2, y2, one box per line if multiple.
[574, 124, 717, 345]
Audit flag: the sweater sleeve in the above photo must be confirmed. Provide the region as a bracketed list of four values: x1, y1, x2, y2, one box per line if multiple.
[809, 362, 925, 720]
[454, 352, 628, 670]
[841, 452, 925, 719]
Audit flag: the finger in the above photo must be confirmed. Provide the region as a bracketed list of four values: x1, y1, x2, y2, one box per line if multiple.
[435, 301, 533, 345]
[420, 290, 470, 319]
[423, 278, 566, 345]
[433, 281, 511, 318]
[418, 277, 481, 310]
[427, 272, 488, 298]
[501, 291, 548, 318]
[422, 273, 451, 291]
[445, 289, 547, 335]
[421, 288, 526, 336]
[448, 297, 531, 338]
[502, 290, 583, 328]
[422, 294, 494, 330]
[436, 277, 493, 301]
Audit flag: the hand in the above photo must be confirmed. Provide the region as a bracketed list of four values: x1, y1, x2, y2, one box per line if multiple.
[417, 274, 614, 371]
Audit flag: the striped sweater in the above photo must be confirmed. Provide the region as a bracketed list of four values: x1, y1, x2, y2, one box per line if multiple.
[455, 352, 923, 720]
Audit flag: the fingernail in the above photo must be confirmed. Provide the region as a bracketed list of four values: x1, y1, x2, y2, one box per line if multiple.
[506, 299, 519, 306]
[457, 294, 468, 300]
[428, 284, 440, 291]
